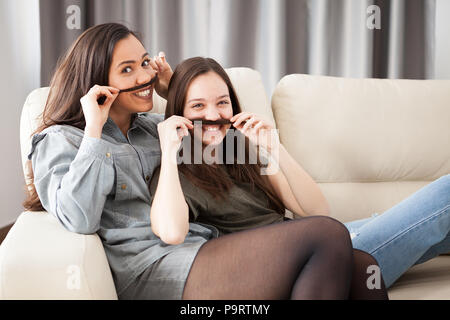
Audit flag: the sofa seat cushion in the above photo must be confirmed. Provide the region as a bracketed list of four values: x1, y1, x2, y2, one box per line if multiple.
[388, 256, 450, 300]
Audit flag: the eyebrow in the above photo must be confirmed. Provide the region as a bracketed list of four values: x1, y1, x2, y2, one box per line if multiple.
[187, 94, 230, 104]
[116, 52, 149, 68]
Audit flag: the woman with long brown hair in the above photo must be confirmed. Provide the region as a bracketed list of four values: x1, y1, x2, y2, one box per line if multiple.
[24, 22, 177, 298]
[142, 57, 389, 300]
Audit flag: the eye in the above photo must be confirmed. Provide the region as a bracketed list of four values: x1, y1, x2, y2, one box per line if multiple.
[142, 59, 150, 67]
[218, 100, 229, 106]
[192, 103, 203, 109]
[121, 66, 132, 73]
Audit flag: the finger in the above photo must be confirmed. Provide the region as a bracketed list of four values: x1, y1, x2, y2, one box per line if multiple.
[242, 117, 257, 131]
[154, 56, 166, 72]
[230, 112, 241, 122]
[230, 112, 249, 122]
[183, 118, 194, 128]
[171, 118, 191, 131]
[253, 121, 264, 133]
[154, 56, 163, 71]
[93, 91, 113, 106]
[105, 86, 120, 92]
[159, 51, 166, 62]
[173, 116, 193, 128]
[158, 52, 168, 67]
[232, 113, 253, 128]
[157, 52, 172, 72]
[149, 58, 159, 71]
[92, 86, 116, 97]
[90, 85, 117, 94]
[106, 90, 120, 101]
[101, 91, 119, 108]
[176, 123, 189, 137]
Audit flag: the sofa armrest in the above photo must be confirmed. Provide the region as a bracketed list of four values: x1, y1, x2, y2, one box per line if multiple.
[0, 211, 117, 299]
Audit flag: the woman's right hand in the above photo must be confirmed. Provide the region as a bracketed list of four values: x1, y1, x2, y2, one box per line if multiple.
[157, 115, 193, 157]
[80, 85, 120, 133]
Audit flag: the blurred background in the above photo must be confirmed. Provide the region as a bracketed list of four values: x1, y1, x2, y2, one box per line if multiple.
[1, 0, 449, 230]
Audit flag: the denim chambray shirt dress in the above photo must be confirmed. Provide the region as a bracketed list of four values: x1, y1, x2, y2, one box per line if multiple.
[28, 113, 218, 299]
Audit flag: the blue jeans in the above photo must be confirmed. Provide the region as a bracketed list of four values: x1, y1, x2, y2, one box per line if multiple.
[344, 174, 450, 288]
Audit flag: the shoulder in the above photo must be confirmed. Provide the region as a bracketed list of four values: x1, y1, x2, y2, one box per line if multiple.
[28, 125, 85, 160]
[137, 112, 165, 127]
[135, 112, 165, 137]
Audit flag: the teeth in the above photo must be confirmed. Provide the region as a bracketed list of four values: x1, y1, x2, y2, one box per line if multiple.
[204, 125, 220, 131]
[136, 89, 151, 97]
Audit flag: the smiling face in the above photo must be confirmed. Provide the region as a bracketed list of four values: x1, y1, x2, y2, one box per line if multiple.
[108, 35, 157, 114]
[183, 71, 233, 146]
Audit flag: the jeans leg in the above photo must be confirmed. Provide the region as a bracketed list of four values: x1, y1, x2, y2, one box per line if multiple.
[414, 230, 450, 265]
[345, 174, 450, 288]
[344, 216, 377, 239]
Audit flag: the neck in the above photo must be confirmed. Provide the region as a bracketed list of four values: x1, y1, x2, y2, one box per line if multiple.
[109, 107, 132, 138]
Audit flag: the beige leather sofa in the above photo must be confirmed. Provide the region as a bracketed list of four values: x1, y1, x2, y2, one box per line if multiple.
[0, 68, 449, 299]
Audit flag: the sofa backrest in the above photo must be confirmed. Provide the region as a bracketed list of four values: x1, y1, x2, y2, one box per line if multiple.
[272, 74, 450, 222]
[20, 67, 275, 185]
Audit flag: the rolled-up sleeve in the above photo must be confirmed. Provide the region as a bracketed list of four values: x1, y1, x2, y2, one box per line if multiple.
[29, 131, 115, 234]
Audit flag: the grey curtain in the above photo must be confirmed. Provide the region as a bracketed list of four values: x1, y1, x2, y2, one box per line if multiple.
[39, 0, 436, 95]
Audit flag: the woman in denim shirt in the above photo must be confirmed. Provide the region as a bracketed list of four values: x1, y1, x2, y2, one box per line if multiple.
[24, 23, 176, 297]
[25, 23, 384, 300]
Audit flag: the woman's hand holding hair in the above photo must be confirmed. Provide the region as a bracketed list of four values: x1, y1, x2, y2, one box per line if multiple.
[230, 112, 280, 154]
[152, 115, 192, 245]
[231, 113, 329, 217]
[157, 115, 193, 159]
[150, 52, 173, 100]
[80, 85, 119, 138]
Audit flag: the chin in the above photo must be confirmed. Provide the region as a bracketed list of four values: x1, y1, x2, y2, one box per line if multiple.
[203, 140, 220, 147]
[202, 135, 225, 146]
[137, 102, 153, 113]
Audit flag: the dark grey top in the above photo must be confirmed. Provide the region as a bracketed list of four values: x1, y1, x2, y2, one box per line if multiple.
[28, 113, 216, 295]
[149, 166, 285, 236]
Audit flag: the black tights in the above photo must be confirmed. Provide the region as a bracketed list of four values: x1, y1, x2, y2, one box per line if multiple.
[182, 216, 388, 300]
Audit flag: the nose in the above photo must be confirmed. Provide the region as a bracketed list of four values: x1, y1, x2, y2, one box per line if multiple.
[136, 68, 156, 85]
[203, 105, 221, 121]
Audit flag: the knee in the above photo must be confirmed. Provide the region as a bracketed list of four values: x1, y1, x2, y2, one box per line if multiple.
[438, 174, 450, 189]
[305, 216, 353, 249]
[432, 174, 450, 202]
[353, 248, 379, 266]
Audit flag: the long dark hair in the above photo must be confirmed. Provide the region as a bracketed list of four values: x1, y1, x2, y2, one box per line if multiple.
[165, 57, 285, 215]
[23, 23, 140, 211]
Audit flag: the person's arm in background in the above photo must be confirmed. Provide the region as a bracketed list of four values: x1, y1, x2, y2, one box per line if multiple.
[150, 52, 172, 100]
[269, 144, 330, 217]
[231, 112, 330, 218]
[150, 116, 193, 245]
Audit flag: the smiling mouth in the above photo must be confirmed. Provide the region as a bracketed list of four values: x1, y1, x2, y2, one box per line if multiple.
[120, 74, 158, 93]
[203, 124, 222, 132]
[133, 87, 153, 98]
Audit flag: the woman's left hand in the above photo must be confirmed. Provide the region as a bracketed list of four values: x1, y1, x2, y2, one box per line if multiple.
[150, 52, 173, 99]
[230, 112, 279, 153]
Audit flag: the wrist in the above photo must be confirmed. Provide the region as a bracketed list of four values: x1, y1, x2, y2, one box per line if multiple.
[161, 148, 179, 165]
[84, 125, 103, 139]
